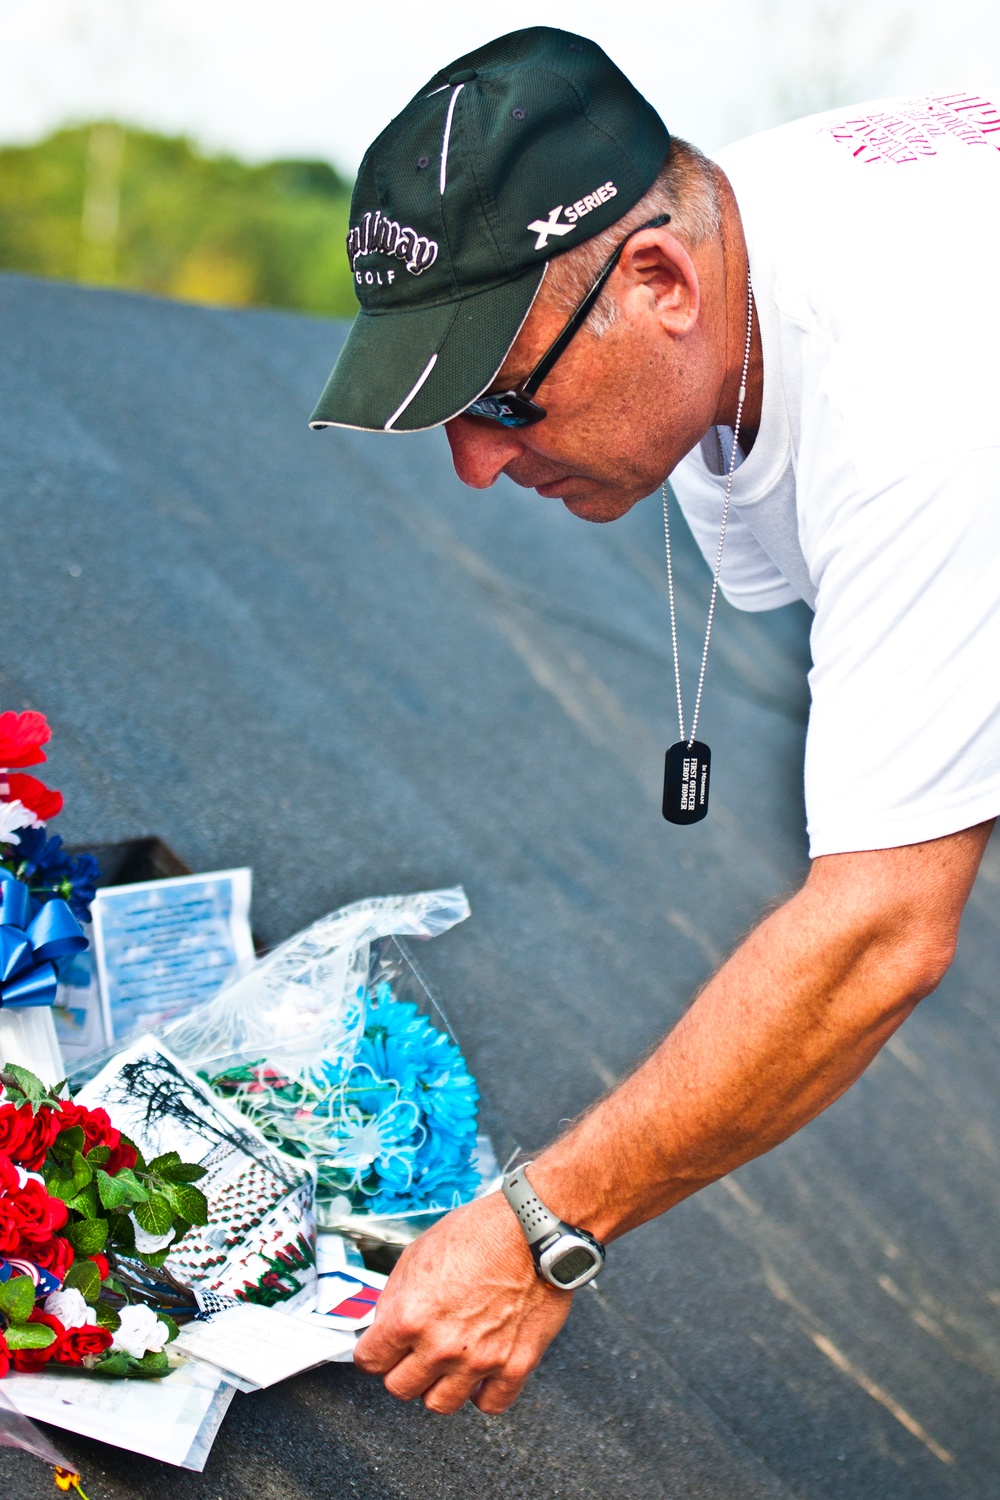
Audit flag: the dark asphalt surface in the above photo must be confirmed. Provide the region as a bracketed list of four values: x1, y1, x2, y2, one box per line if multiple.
[1, 272, 1000, 1498]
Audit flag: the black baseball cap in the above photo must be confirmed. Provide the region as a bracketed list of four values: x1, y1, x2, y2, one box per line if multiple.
[309, 27, 669, 435]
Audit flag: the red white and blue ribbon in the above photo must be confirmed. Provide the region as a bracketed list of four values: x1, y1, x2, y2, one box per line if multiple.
[0, 1254, 62, 1297]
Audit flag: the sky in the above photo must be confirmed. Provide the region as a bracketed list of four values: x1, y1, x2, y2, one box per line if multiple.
[0, 0, 999, 173]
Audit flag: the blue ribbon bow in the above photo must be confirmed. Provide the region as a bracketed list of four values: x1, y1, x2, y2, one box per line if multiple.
[0, 869, 88, 1009]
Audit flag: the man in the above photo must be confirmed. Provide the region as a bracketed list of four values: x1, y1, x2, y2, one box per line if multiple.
[310, 27, 1000, 1416]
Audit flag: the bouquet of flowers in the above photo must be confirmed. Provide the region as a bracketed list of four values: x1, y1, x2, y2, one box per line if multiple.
[208, 976, 481, 1217]
[0, 1063, 208, 1380]
[0, 709, 99, 925]
[162, 891, 497, 1238]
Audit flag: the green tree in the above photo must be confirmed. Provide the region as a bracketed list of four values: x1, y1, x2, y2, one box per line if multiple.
[0, 122, 358, 318]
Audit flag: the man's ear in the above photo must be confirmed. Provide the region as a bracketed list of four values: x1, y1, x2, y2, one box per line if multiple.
[617, 228, 700, 335]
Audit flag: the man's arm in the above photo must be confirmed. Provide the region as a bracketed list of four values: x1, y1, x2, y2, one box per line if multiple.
[355, 821, 994, 1415]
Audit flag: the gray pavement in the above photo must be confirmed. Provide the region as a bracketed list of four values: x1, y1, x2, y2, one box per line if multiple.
[1, 272, 999, 1497]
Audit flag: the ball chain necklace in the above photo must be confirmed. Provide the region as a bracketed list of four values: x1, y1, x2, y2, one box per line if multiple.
[661, 269, 754, 825]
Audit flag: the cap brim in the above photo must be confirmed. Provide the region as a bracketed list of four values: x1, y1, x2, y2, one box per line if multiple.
[309, 266, 546, 434]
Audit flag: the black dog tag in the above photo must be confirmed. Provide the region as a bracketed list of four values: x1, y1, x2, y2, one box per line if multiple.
[662, 740, 711, 824]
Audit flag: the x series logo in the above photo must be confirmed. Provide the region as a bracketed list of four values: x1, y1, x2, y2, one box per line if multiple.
[526, 180, 619, 249]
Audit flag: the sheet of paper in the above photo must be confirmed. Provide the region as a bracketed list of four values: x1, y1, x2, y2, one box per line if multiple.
[91, 868, 254, 1044]
[53, 927, 107, 1065]
[7, 1355, 235, 1470]
[175, 1303, 354, 1387]
[78, 1037, 317, 1310]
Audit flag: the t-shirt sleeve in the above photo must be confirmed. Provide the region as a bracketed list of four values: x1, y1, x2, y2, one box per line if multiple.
[669, 475, 800, 613]
[805, 448, 1000, 855]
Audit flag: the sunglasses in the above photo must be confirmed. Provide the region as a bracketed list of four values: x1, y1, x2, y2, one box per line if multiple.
[462, 215, 671, 429]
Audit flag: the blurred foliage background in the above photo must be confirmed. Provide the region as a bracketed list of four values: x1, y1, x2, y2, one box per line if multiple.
[0, 120, 358, 317]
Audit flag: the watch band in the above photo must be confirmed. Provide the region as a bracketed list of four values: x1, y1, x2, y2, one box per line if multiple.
[501, 1162, 564, 1247]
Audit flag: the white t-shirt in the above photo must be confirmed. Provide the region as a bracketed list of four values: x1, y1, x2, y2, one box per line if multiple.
[669, 91, 1000, 857]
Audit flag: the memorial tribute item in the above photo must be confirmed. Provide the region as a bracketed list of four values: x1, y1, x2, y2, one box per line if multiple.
[77, 1039, 316, 1312]
[90, 868, 254, 1049]
[0, 710, 97, 1079]
[0, 1062, 207, 1380]
[660, 276, 754, 825]
[163, 888, 502, 1248]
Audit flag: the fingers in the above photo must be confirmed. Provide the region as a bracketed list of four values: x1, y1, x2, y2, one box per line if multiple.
[350, 1193, 574, 1416]
[354, 1317, 412, 1376]
[381, 1352, 441, 1402]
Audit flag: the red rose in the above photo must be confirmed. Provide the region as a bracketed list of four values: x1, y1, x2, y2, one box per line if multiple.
[2, 772, 63, 823]
[29, 1233, 74, 1282]
[90, 1253, 109, 1283]
[11, 1310, 64, 1372]
[104, 1138, 137, 1174]
[51, 1323, 113, 1366]
[14, 1105, 62, 1171]
[10, 1176, 68, 1243]
[0, 1151, 19, 1193]
[0, 710, 51, 769]
[57, 1102, 118, 1154]
[0, 1105, 29, 1159]
[0, 1331, 9, 1378]
[0, 1193, 25, 1254]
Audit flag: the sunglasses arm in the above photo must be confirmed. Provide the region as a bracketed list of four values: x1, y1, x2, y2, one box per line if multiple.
[521, 213, 671, 398]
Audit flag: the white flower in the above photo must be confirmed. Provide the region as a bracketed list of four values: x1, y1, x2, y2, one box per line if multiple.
[130, 1219, 175, 1254]
[0, 798, 37, 845]
[111, 1303, 170, 1359]
[44, 1289, 96, 1330]
[16, 1167, 45, 1189]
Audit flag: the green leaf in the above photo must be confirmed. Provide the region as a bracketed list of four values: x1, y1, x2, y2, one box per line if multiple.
[45, 1156, 90, 1202]
[96, 1169, 130, 1210]
[0, 1274, 36, 1323]
[66, 1183, 99, 1219]
[92, 1353, 131, 1378]
[96, 1167, 148, 1209]
[5, 1323, 57, 1350]
[1, 1062, 48, 1104]
[108, 1211, 135, 1251]
[85, 1143, 111, 1165]
[52, 1124, 86, 1161]
[147, 1151, 182, 1173]
[134, 1193, 173, 1237]
[132, 1349, 170, 1378]
[157, 1313, 180, 1344]
[157, 1161, 208, 1184]
[68, 1217, 108, 1255]
[161, 1182, 209, 1226]
[94, 1300, 121, 1332]
[63, 1259, 101, 1304]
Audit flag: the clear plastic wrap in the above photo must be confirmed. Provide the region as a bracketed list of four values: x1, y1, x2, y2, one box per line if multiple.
[162, 886, 469, 1077]
[0, 1382, 78, 1477]
[160, 888, 505, 1249]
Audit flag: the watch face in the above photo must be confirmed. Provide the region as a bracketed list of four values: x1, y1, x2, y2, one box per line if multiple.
[548, 1244, 598, 1286]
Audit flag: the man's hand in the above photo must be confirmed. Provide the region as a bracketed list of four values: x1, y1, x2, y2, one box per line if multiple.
[356, 821, 994, 1415]
[354, 1189, 572, 1414]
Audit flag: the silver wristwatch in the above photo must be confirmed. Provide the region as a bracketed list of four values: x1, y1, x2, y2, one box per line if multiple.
[501, 1163, 605, 1290]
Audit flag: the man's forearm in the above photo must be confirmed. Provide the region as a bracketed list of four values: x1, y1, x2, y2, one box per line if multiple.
[355, 824, 991, 1416]
[529, 825, 992, 1244]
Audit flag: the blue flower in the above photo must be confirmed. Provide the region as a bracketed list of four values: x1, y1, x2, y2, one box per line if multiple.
[211, 981, 483, 1218]
[9, 828, 100, 922]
